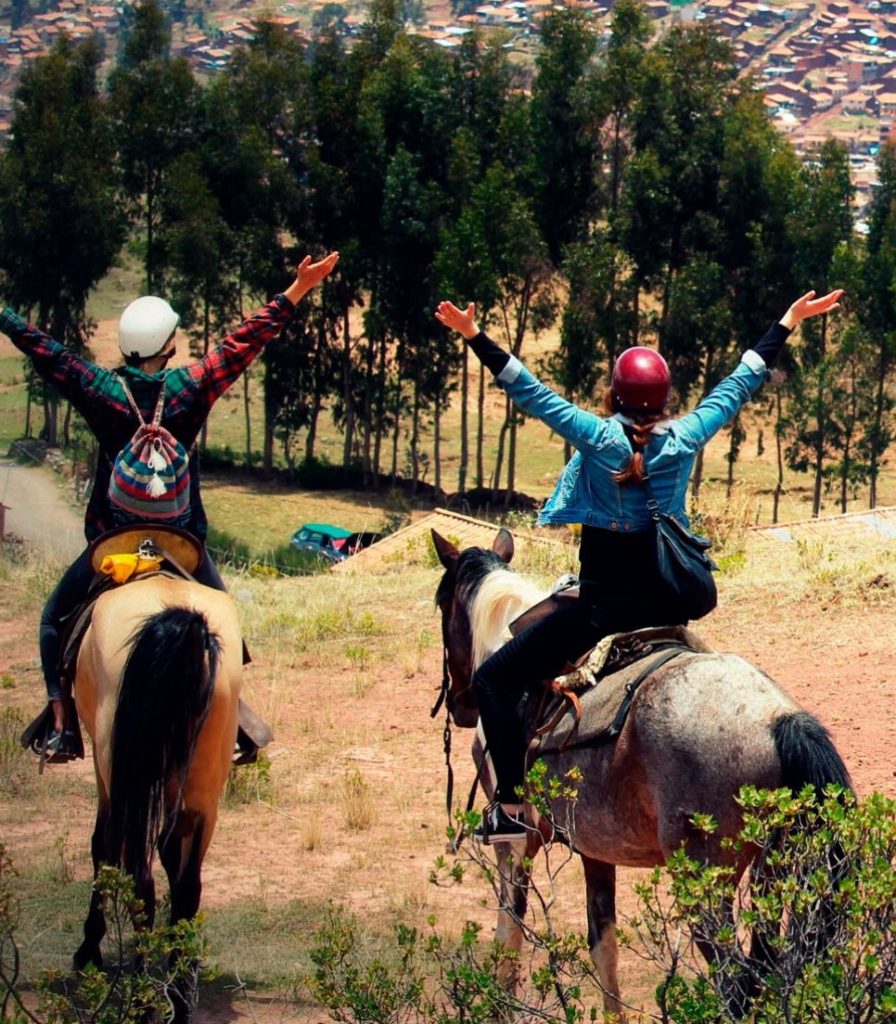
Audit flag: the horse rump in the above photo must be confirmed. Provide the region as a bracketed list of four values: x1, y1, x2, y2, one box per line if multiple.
[105, 607, 221, 886]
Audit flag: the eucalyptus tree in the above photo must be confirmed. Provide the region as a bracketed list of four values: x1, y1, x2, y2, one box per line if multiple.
[439, 31, 530, 494]
[859, 139, 896, 507]
[304, 26, 368, 478]
[438, 162, 556, 504]
[593, 0, 651, 217]
[353, 29, 456, 487]
[0, 35, 125, 445]
[553, 231, 638, 465]
[708, 86, 804, 501]
[158, 152, 241, 452]
[107, 0, 201, 293]
[784, 139, 854, 516]
[202, 20, 309, 475]
[529, 6, 601, 263]
[621, 24, 739, 349]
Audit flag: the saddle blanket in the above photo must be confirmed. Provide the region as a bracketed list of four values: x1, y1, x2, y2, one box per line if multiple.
[537, 626, 712, 754]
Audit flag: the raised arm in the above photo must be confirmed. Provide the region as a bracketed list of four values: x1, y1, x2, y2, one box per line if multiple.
[0, 310, 111, 415]
[676, 288, 844, 450]
[186, 251, 340, 405]
[435, 300, 610, 451]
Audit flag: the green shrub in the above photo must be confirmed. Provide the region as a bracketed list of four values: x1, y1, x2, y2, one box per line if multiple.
[627, 786, 896, 1023]
[0, 847, 209, 1024]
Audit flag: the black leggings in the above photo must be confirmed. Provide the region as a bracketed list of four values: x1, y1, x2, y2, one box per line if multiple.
[474, 590, 679, 803]
[39, 546, 225, 701]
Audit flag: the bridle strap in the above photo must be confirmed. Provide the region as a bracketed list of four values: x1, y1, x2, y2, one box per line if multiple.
[430, 646, 450, 718]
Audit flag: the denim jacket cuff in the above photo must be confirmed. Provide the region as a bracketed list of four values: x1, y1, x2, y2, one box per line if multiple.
[497, 355, 523, 384]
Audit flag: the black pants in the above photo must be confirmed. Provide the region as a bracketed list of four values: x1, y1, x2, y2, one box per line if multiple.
[39, 546, 225, 701]
[474, 586, 680, 803]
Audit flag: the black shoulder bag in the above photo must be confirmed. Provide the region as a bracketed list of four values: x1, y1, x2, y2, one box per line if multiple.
[640, 461, 718, 622]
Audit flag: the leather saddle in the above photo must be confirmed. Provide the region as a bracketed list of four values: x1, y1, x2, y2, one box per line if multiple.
[21, 525, 271, 765]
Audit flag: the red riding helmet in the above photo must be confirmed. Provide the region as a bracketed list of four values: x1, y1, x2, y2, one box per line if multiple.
[611, 347, 671, 413]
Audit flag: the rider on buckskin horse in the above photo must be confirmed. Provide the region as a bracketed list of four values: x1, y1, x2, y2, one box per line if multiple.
[1, 250, 339, 762]
[435, 288, 842, 842]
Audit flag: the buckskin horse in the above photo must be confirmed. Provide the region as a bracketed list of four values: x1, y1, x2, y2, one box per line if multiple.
[70, 529, 243, 1023]
[431, 527, 852, 1018]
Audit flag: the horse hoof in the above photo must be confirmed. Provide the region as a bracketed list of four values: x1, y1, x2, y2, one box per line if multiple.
[73, 945, 102, 971]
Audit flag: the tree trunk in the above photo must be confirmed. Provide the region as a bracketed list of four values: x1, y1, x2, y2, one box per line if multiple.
[773, 389, 784, 525]
[373, 334, 388, 484]
[305, 321, 326, 462]
[869, 334, 888, 509]
[262, 357, 275, 477]
[476, 362, 485, 489]
[458, 343, 469, 495]
[43, 394, 59, 447]
[410, 383, 420, 494]
[504, 413, 517, 507]
[433, 396, 442, 495]
[62, 401, 73, 448]
[692, 449, 705, 500]
[491, 396, 511, 503]
[362, 338, 375, 487]
[24, 372, 33, 438]
[341, 307, 355, 479]
[243, 369, 252, 468]
[200, 292, 211, 450]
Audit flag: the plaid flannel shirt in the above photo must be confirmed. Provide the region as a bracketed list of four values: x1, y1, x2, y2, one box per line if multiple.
[0, 294, 296, 542]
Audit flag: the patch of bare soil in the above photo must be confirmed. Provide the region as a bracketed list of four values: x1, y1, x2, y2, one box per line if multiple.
[0, 529, 893, 1024]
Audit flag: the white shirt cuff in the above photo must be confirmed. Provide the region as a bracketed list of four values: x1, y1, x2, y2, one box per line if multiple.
[742, 349, 767, 373]
[497, 355, 523, 383]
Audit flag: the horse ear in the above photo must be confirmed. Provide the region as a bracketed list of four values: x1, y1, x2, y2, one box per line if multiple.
[431, 529, 459, 568]
[492, 528, 514, 564]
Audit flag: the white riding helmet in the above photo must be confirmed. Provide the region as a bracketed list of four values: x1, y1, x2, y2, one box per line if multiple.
[118, 295, 180, 360]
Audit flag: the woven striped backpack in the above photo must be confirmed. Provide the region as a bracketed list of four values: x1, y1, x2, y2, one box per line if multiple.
[108, 374, 191, 528]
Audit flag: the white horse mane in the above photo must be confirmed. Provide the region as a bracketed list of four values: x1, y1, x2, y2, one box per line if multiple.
[469, 567, 549, 671]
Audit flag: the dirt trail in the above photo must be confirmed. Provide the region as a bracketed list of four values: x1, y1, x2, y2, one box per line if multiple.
[0, 460, 83, 560]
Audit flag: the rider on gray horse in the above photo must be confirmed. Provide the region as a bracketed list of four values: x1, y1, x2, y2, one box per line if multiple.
[435, 288, 842, 841]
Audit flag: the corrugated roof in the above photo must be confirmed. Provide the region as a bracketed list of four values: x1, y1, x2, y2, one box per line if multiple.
[751, 505, 896, 541]
[331, 506, 565, 574]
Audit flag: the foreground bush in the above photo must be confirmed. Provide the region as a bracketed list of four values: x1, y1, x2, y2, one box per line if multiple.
[0, 845, 207, 1024]
[309, 787, 896, 1024]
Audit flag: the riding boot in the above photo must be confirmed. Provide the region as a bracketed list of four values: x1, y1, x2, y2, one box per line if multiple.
[234, 699, 272, 766]
[20, 685, 84, 765]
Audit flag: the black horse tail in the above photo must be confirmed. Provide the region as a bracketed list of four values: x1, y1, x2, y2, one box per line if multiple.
[770, 711, 852, 798]
[106, 608, 220, 890]
[763, 711, 852, 965]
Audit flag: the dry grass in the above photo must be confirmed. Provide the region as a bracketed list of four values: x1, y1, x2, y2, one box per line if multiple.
[1, 490, 895, 1017]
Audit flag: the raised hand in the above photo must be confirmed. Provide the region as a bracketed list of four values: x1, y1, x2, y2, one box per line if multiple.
[781, 289, 844, 329]
[296, 251, 340, 291]
[435, 300, 480, 340]
[283, 251, 340, 306]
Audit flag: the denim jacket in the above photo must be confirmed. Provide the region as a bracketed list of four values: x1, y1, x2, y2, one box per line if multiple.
[496, 350, 768, 531]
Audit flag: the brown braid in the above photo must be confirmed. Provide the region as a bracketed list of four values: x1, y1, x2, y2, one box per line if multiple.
[601, 389, 666, 486]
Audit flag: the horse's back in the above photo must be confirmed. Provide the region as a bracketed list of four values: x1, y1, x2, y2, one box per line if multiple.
[75, 577, 243, 794]
[544, 651, 802, 866]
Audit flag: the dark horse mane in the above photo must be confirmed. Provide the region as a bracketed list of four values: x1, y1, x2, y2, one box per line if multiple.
[434, 545, 512, 613]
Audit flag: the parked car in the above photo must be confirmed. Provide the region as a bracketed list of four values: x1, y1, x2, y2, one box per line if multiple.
[343, 530, 383, 556]
[289, 523, 353, 562]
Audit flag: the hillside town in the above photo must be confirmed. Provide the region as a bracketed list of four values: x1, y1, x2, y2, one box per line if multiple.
[0, 0, 891, 223]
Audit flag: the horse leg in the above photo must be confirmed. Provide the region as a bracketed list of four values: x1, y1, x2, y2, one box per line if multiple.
[159, 810, 208, 1024]
[74, 801, 110, 971]
[493, 836, 536, 992]
[580, 855, 625, 1021]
